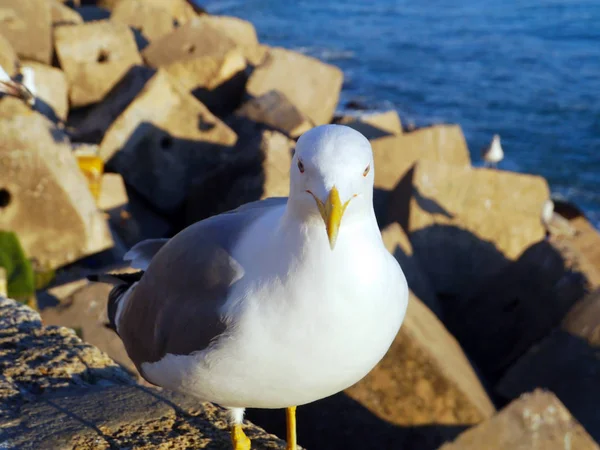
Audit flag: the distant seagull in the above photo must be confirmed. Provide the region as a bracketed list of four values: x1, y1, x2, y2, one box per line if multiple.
[0, 64, 36, 107]
[541, 199, 577, 237]
[481, 134, 504, 168]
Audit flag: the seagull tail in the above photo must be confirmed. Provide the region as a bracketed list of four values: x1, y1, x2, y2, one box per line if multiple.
[87, 271, 144, 334]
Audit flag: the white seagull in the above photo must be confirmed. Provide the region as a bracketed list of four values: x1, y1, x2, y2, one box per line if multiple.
[90, 125, 409, 450]
[0, 64, 36, 106]
[481, 134, 504, 168]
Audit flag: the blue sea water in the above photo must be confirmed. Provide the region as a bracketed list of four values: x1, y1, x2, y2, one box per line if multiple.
[203, 0, 600, 228]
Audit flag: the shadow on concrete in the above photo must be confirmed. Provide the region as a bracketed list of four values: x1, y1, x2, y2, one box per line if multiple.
[246, 392, 465, 450]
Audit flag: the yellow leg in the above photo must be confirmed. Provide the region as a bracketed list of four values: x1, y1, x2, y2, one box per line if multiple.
[286, 406, 297, 450]
[231, 423, 251, 450]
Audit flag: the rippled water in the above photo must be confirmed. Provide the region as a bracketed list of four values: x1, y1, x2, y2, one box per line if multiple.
[203, 0, 600, 228]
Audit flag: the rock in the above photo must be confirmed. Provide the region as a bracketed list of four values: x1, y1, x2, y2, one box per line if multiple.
[142, 16, 239, 68]
[40, 282, 140, 379]
[445, 240, 588, 382]
[199, 15, 265, 65]
[99, 70, 238, 213]
[183, 129, 293, 227]
[54, 20, 143, 107]
[98, 173, 128, 211]
[72, 64, 156, 143]
[157, 48, 248, 116]
[21, 61, 69, 122]
[337, 109, 403, 139]
[246, 47, 343, 126]
[49, 0, 83, 26]
[0, 111, 113, 269]
[235, 90, 313, 138]
[439, 389, 600, 450]
[345, 292, 495, 426]
[0, 31, 18, 78]
[496, 331, 600, 443]
[99, 0, 198, 23]
[557, 216, 600, 289]
[380, 223, 442, 317]
[406, 160, 550, 297]
[373, 124, 471, 191]
[260, 129, 295, 198]
[0, 296, 290, 449]
[0, 296, 133, 410]
[0, 0, 52, 64]
[110, 0, 175, 42]
[562, 289, 600, 347]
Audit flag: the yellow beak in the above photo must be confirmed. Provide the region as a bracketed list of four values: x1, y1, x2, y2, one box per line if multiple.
[309, 186, 352, 250]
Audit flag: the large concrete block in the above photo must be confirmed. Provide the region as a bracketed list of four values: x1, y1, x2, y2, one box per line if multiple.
[0, 31, 18, 78]
[496, 331, 600, 443]
[142, 16, 238, 67]
[21, 61, 68, 121]
[99, 70, 238, 213]
[235, 90, 313, 138]
[110, 0, 175, 42]
[346, 292, 495, 426]
[246, 47, 343, 126]
[407, 160, 549, 296]
[373, 124, 471, 191]
[337, 109, 403, 139]
[156, 48, 248, 116]
[0, 110, 113, 269]
[440, 389, 599, 450]
[54, 20, 142, 107]
[49, 0, 83, 26]
[0, 0, 52, 64]
[199, 15, 265, 65]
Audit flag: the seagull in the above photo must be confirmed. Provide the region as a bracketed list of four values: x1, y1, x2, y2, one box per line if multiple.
[0, 64, 36, 107]
[481, 134, 504, 168]
[89, 124, 408, 450]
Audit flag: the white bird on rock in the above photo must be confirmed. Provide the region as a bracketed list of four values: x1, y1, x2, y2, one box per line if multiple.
[89, 125, 409, 450]
[481, 134, 504, 168]
[0, 64, 36, 106]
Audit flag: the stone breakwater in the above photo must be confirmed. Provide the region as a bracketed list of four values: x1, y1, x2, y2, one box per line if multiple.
[0, 0, 598, 449]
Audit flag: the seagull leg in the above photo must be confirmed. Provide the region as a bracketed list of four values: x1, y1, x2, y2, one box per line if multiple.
[228, 407, 251, 450]
[231, 424, 251, 450]
[286, 406, 297, 450]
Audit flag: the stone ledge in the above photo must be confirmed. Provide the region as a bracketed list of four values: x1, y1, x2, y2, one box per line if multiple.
[0, 296, 290, 449]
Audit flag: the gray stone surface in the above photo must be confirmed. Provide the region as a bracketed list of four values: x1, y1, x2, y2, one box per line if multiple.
[0, 296, 291, 449]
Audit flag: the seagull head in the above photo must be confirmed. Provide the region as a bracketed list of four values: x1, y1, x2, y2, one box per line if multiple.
[288, 124, 374, 250]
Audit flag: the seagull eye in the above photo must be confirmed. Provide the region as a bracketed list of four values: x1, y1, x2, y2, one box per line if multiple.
[363, 164, 370, 177]
[298, 159, 305, 173]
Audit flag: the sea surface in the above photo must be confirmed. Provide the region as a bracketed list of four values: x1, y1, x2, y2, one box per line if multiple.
[202, 0, 600, 228]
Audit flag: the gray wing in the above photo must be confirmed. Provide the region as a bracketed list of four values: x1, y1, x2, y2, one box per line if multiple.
[117, 197, 287, 373]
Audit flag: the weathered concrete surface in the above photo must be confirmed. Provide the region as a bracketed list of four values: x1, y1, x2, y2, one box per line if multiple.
[0, 109, 113, 269]
[407, 160, 550, 297]
[97, 173, 128, 211]
[439, 389, 599, 450]
[0, 296, 291, 449]
[235, 90, 313, 138]
[337, 110, 403, 139]
[0, 0, 52, 64]
[0, 33, 18, 78]
[54, 20, 143, 107]
[99, 70, 238, 214]
[445, 239, 588, 382]
[373, 124, 471, 191]
[380, 223, 442, 317]
[111, 0, 175, 42]
[346, 292, 495, 426]
[199, 15, 265, 65]
[246, 47, 343, 126]
[21, 61, 69, 121]
[49, 0, 83, 26]
[496, 330, 600, 442]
